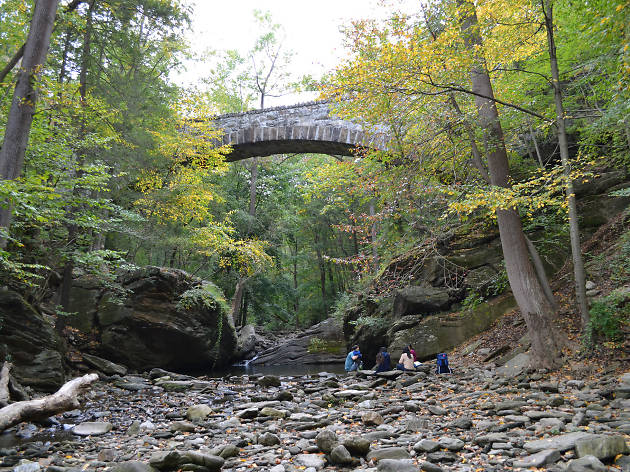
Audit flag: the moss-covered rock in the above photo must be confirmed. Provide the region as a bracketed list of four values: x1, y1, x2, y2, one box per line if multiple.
[388, 295, 515, 360]
[69, 267, 236, 372]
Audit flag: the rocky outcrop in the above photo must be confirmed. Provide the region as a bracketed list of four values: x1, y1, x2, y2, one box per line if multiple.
[235, 325, 257, 360]
[251, 318, 346, 366]
[344, 169, 630, 365]
[387, 295, 516, 360]
[393, 285, 458, 318]
[68, 267, 237, 372]
[0, 290, 65, 391]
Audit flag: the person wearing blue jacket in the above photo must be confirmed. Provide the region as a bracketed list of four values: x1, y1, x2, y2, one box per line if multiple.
[374, 346, 391, 372]
[344, 345, 362, 371]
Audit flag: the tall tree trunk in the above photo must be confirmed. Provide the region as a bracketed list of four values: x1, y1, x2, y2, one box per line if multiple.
[314, 232, 326, 302]
[229, 278, 245, 328]
[459, 0, 563, 368]
[231, 156, 259, 327]
[241, 292, 248, 327]
[0, 0, 60, 239]
[59, 0, 95, 317]
[528, 119, 545, 168]
[369, 201, 379, 271]
[542, 0, 589, 328]
[0, 0, 83, 84]
[292, 236, 299, 326]
[248, 158, 258, 221]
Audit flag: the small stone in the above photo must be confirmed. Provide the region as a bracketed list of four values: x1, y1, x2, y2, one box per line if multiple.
[294, 454, 325, 469]
[315, 429, 338, 454]
[170, 421, 196, 432]
[585, 281, 596, 290]
[260, 407, 286, 418]
[72, 422, 112, 436]
[186, 404, 212, 422]
[237, 408, 259, 419]
[524, 432, 595, 453]
[438, 437, 464, 451]
[367, 447, 411, 461]
[219, 445, 239, 459]
[139, 420, 155, 431]
[343, 437, 371, 456]
[566, 455, 607, 472]
[110, 462, 157, 472]
[258, 375, 281, 387]
[427, 405, 447, 415]
[512, 449, 561, 468]
[377, 459, 419, 472]
[419, 461, 443, 472]
[330, 445, 353, 465]
[575, 435, 630, 460]
[448, 417, 473, 429]
[414, 439, 439, 453]
[362, 411, 384, 426]
[258, 432, 281, 446]
[13, 461, 40, 472]
[97, 449, 118, 462]
[426, 451, 458, 463]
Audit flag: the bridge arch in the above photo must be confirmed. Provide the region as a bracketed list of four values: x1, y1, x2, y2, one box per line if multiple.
[212, 100, 389, 161]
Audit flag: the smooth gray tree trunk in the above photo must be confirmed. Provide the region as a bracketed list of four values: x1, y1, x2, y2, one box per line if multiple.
[0, 0, 60, 238]
[542, 0, 590, 328]
[459, 0, 563, 368]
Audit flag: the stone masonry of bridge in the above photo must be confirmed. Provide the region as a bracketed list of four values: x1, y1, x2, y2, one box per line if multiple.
[212, 100, 389, 161]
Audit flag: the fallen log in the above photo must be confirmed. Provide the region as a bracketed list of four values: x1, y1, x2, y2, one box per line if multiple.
[0, 373, 98, 431]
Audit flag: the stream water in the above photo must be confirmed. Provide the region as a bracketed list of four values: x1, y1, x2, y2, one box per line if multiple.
[207, 361, 347, 377]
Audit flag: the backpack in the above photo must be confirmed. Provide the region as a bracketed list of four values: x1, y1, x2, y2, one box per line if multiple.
[436, 353, 452, 374]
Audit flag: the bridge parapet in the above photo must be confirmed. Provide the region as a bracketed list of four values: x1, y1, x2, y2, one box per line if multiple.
[212, 100, 388, 161]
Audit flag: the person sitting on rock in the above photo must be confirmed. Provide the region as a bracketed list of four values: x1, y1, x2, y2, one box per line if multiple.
[374, 346, 391, 372]
[345, 345, 362, 372]
[396, 346, 415, 371]
[408, 344, 417, 361]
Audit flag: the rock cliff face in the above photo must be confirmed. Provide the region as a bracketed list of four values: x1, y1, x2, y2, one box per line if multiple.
[251, 318, 346, 366]
[0, 291, 65, 391]
[69, 267, 237, 372]
[344, 170, 630, 365]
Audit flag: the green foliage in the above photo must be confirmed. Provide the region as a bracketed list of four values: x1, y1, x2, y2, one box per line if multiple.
[462, 291, 485, 312]
[585, 292, 629, 345]
[307, 337, 327, 353]
[349, 315, 388, 331]
[177, 284, 227, 314]
[331, 292, 357, 321]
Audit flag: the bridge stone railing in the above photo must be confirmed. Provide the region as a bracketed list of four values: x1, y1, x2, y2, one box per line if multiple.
[212, 100, 389, 161]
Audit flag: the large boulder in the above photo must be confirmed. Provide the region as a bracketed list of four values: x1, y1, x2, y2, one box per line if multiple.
[0, 290, 65, 391]
[251, 318, 345, 365]
[234, 324, 257, 360]
[393, 285, 455, 317]
[388, 295, 515, 360]
[69, 267, 237, 372]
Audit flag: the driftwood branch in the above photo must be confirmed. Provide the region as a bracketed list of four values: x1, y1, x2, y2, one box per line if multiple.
[0, 373, 98, 431]
[0, 362, 10, 407]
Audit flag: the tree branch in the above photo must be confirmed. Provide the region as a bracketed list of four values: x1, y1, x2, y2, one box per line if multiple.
[0, 0, 85, 83]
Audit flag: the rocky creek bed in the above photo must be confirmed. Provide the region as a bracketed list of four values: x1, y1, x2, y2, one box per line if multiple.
[1, 367, 629, 472]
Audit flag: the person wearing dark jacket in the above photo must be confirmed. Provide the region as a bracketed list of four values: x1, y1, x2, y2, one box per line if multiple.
[374, 346, 391, 372]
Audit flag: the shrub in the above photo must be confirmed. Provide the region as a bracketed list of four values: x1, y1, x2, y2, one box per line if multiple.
[585, 292, 629, 347]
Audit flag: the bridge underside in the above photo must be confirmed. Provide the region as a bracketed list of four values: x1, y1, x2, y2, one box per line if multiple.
[225, 139, 359, 162]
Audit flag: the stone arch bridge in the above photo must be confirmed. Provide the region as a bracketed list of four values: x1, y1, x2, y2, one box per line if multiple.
[212, 100, 389, 162]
